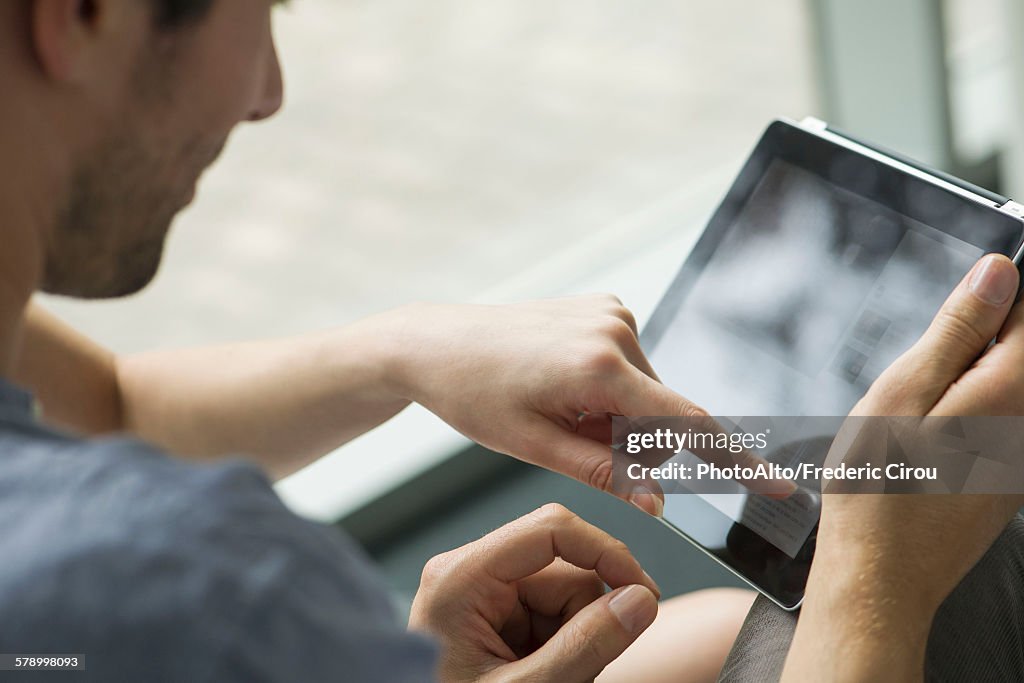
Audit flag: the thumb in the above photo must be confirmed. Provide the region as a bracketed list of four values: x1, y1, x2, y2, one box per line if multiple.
[506, 585, 658, 682]
[877, 254, 1018, 413]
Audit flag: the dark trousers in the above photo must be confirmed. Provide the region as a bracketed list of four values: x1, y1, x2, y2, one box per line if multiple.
[718, 515, 1024, 682]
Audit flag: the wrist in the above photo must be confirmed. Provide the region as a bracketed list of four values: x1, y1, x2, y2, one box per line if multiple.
[811, 522, 947, 620]
[805, 558, 938, 642]
[314, 307, 423, 409]
[366, 302, 438, 404]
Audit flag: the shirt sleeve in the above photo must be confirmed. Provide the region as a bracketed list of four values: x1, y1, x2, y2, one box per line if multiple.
[184, 462, 440, 683]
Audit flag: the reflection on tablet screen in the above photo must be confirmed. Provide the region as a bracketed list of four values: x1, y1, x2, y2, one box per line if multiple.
[648, 159, 981, 417]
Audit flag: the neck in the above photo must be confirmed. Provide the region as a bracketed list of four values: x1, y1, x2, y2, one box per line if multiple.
[0, 291, 28, 380]
[0, 205, 42, 380]
[0, 134, 49, 380]
[0, 8, 67, 379]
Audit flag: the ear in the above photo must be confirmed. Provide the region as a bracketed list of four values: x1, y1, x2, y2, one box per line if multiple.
[30, 0, 101, 81]
[31, 0, 150, 85]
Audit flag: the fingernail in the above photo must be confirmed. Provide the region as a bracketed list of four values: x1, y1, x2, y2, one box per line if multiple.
[970, 255, 1017, 306]
[770, 478, 799, 499]
[609, 585, 657, 635]
[629, 485, 664, 517]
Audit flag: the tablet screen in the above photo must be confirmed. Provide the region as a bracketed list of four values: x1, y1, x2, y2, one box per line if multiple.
[640, 121, 1024, 607]
[649, 158, 982, 416]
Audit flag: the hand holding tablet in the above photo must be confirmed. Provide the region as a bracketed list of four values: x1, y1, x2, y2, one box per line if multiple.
[638, 118, 1024, 608]
[783, 253, 1024, 681]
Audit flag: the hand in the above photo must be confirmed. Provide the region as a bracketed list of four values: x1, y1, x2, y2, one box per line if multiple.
[408, 504, 660, 682]
[385, 296, 707, 515]
[785, 254, 1024, 681]
[820, 254, 1024, 607]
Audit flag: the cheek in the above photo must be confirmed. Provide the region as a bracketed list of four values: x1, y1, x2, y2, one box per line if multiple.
[185, 12, 277, 129]
[170, 64, 254, 136]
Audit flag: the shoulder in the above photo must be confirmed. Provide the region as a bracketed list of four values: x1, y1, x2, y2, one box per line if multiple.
[0, 435, 434, 682]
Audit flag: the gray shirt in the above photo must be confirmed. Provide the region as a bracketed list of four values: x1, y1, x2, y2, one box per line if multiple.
[0, 379, 437, 682]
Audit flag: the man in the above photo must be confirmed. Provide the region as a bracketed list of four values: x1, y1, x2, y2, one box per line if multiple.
[0, 1, 749, 679]
[2, 1, 1023, 681]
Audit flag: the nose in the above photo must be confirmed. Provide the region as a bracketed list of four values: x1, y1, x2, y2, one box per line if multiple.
[249, 40, 284, 122]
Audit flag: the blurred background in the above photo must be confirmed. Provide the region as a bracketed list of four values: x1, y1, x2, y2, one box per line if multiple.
[38, 0, 1024, 601]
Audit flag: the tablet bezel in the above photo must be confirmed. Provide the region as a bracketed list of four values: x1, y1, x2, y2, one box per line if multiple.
[640, 118, 1024, 609]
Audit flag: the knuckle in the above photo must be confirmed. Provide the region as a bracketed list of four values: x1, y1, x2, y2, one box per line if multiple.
[578, 456, 614, 492]
[934, 306, 991, 353]
[679, 401, 710, 420]
[536, 502, 574, 524]
[579, 345, 624, 378]
[561, 619, 606, 663]
[668, 395, 710, 421]
[596, 317, 635, 345]
[606, 537, 631, 557]
[616, 306, 639, 333]
[420, 552, 456, 587]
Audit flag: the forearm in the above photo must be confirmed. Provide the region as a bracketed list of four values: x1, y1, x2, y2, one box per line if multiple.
[782, 540, 936, 682]
[19, 302, 412, 479]
[15, 302, 123, 434]
[117, 311, 412, 478]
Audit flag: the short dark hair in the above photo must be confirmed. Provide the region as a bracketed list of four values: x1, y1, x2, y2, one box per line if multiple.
[152, 0, 215, 27]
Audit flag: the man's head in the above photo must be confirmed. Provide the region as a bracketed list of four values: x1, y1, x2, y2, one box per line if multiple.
[2, 0, 284, 299]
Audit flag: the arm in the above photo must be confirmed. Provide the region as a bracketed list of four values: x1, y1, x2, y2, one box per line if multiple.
[16, 301, 124, 434]
[18, 295, 702, 498]
[783, 544, 935, 681]
[782, 254, 1024, 681]
[18, 301, 411, 479]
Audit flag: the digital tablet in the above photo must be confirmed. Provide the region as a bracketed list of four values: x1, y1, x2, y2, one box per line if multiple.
[640, 117, 1024, 609]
